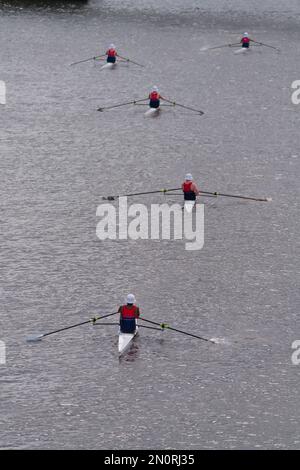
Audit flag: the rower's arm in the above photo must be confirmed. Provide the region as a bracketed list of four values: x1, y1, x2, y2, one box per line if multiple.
[192, 183, 200, 195]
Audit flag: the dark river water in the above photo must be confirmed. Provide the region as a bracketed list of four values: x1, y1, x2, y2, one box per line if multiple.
[0, 0, 299, 450]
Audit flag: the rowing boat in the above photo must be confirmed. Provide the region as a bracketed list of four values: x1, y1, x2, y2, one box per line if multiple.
[144, 107, 160, 117]
[234, 47, 251, 55]
[100, 62, 117, 70]
[118, 321, 138, 356]
[184, 200, 196, 212]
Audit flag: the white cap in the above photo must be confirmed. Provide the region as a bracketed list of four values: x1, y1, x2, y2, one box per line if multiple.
[110, 44, 115, 49]
[126, 294, 135, 304]
[243, 32, 249, 37]
[185, 173, 193, 181]
[152, 86, 159, 92]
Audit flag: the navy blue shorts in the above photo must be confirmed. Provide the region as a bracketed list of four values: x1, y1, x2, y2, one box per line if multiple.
[184, 192, 196, 201]
[107, 56, 116, 63]
[120, 318, 136, 333]
[149, 100, 160, 109]
[242, 43, 249, 48]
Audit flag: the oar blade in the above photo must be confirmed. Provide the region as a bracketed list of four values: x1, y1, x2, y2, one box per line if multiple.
[26, 334, 44, 342]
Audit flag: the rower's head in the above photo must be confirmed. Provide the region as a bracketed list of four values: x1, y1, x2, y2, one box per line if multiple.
[109, 43, 116, 49]
[185, 173, 193, 181]
[151, 86, 159, 92]
[126, 294, 136, 305]
[243, 32, 249, 37]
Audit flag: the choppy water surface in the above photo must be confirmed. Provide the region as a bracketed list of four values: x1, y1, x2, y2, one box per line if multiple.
[0, 0, 299, 450]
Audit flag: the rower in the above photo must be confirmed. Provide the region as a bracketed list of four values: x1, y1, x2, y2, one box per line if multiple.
[182, 173, 200, 202]
[106, 43, 117, 63]
[118, 294, 140, 333]
[240, 32, 252, 48]
[149, 86, 161, 109]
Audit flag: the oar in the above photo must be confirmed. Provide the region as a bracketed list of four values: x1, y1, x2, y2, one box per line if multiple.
[26, 312, 118, 342]
[92, 323, 163, 331]
[161, 97, 204, 115]
[97, 98, 147, 112]
[163, 192, 217, 198]
[201, 42, 241, 51]
[199, 190, 272, 202]
[139, 317, 216, 344]
[133, 103, 175, 107]
[102, 187, 182, 201]
[117, 55, 145, 67]
[251, 40, 280, 51]
[70, 55, 106, 66]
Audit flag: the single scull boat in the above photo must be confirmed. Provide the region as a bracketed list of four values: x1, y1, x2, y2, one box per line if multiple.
[144, 107, 160, 117]
[118, 321, 138, 356]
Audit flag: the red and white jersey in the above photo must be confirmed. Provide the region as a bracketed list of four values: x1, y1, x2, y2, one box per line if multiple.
[149, 91, 160, 100]
[119, 305, 140, 319]
[106, 48, 117, 57]
[241, 37, 250, 44]
[182, 181, 200, 195]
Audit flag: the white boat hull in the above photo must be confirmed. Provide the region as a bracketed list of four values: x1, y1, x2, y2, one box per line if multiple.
[234, 47, 250, 55]
[184, 200, 196, 213]
[118, 323, 138, 356]
[144, 107, 160, 117]
[101, 62, 117, 70]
